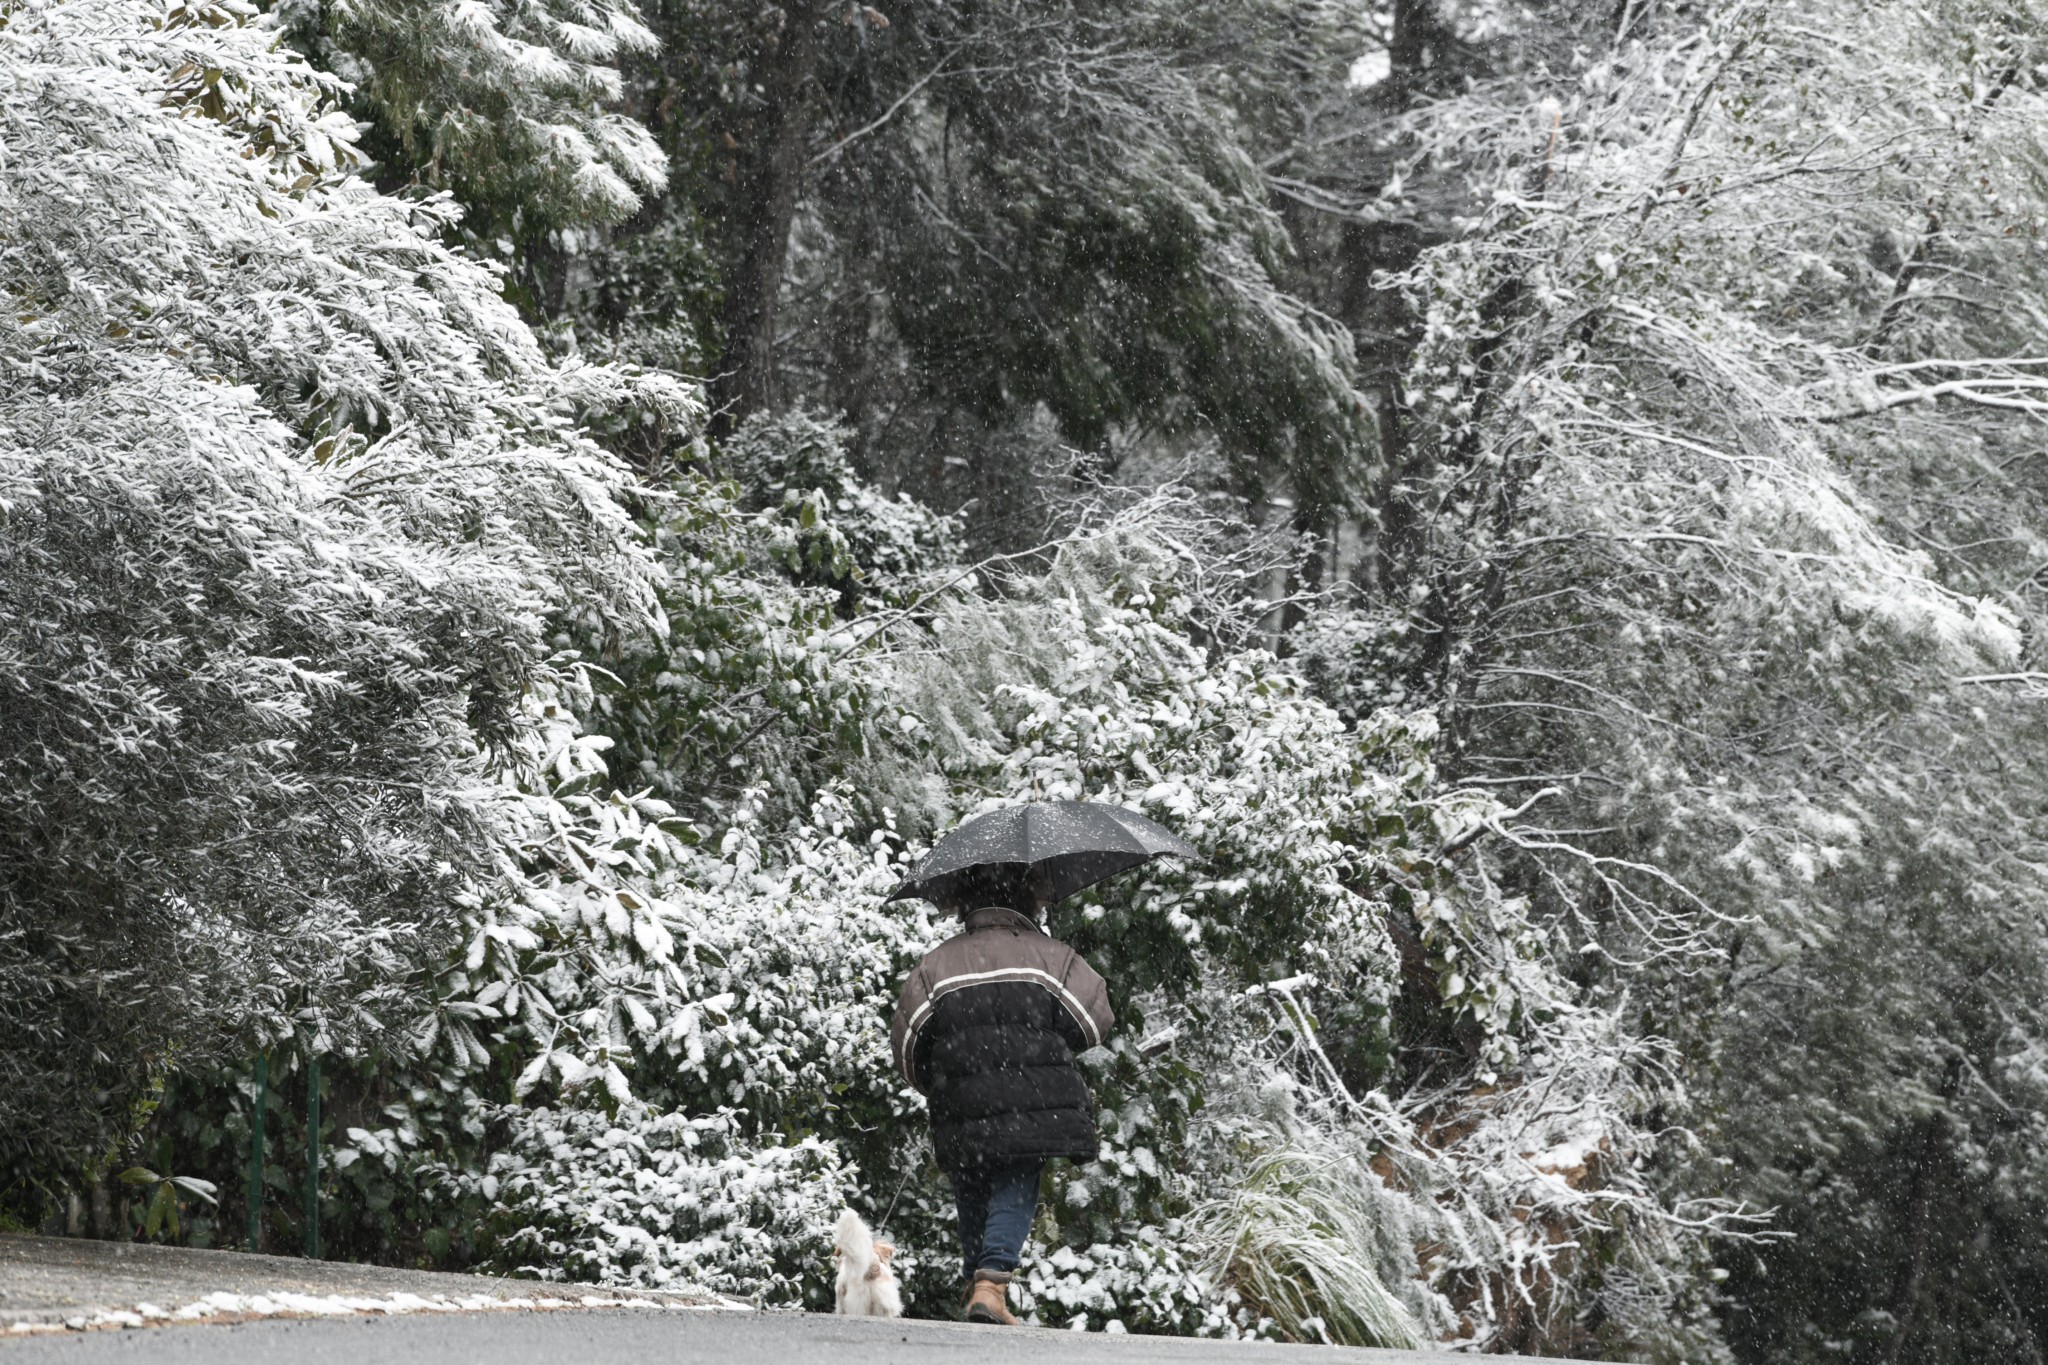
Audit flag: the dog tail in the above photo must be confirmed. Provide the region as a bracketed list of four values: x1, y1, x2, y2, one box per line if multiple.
[834, 1207, 875, 1276]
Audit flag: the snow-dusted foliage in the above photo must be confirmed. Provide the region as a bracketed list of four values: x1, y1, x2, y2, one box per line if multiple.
[464, 1102, 851, 1297]
[300, 461, 1733, 1347]
[19, 0, 2048, 1358]
[1342, 0, 2048, 1356]
[276, 0, 668, 227]
[716, 410, 959, 606]
[0, 0, 691, 1170]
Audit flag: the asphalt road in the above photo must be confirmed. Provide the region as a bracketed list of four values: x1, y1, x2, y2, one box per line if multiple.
[0, 1236, 674, 1325]
[1, 1308, 1472, 1364]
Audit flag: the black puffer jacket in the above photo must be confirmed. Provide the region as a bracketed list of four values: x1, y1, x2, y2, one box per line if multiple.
[890, 907, 1115, 1170]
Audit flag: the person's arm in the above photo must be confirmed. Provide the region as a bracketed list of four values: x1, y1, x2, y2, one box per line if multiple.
[890, 962, 933, 1093]
[1058, 948, 1115, 1048]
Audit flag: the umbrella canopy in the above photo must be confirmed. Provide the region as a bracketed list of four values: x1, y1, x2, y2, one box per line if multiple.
[886, 800, 1200, 907]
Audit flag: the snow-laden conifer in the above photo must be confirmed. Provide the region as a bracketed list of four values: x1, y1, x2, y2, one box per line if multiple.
[278, 0, 667, 226]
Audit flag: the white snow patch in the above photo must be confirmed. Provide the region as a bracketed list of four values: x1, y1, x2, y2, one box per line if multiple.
[1348, 49, 1391, 88]
[1522, 1126, 1608, 1183]
[5, 1283, 753, 1335]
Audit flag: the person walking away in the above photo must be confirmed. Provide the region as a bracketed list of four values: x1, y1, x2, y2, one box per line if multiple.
[890, 869, 1115, 1326]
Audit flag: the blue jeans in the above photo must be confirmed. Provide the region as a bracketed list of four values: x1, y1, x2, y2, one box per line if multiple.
[951, 1159, 1043, 1279]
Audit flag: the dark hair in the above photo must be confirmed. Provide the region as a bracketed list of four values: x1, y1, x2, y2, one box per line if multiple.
[941, 866, 1039, 918]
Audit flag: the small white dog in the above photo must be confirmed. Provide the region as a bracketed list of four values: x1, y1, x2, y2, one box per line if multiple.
[832, 1208, 903, 1318]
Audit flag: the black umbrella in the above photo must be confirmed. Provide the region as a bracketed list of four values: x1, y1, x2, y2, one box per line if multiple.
[886, 800, 1200, 907]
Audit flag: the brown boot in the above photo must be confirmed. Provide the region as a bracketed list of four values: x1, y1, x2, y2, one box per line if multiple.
[964, 1271, 1019, 1326]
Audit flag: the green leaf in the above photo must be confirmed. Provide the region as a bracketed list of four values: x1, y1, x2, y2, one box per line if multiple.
[116, 1166, 161, 1187]
[144, 1183, 177, 1239]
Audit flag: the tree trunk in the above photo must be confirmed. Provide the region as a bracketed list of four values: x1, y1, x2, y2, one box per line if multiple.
[1875, 1057, 1963, 1365]
[86, 1169, 113, 1239]
[711, 2, 824, 435]
[826, 178, 883, 472]
[1255, 479, 1295, 652]
[1389, 0, 1455, 103]
[1988, 1248, 2046, 1365]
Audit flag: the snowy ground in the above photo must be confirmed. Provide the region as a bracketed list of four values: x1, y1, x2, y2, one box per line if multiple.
[0, 1235, 745, 1334]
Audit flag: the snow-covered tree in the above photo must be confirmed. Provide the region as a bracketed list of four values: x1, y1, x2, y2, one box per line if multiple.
[0, 0, 693, 1188]
[277, 0, 668, 230]
[526, 0, 1379, 541]
[1315, 1, 2048, 1356]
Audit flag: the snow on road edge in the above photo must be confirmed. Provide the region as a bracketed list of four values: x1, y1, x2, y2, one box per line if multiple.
[6, 1287, 756, 1336]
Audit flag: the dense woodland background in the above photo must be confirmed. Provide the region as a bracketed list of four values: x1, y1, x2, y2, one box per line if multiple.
[6, 0, 2048, 1359]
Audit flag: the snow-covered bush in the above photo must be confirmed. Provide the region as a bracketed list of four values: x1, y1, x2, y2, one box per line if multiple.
[462, 1103, 850, 1298]
[582, 412, 954, 820]
[343, 481, 1732, 1348]
[1189, 1144, 1424, 1349]
[718, 409, 960, 605]
[84, 409, 1730, 1342]
[0, 0, 692, 1183]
